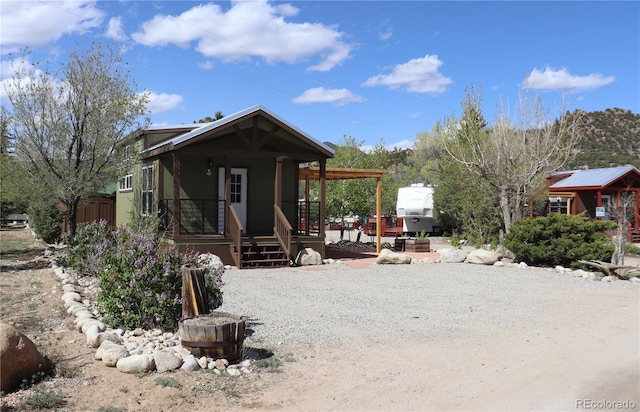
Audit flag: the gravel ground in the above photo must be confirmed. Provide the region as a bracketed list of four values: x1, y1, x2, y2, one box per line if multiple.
[217, 261, 639, 352]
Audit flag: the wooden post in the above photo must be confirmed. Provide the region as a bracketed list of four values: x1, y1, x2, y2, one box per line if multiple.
[181, 266, 210, 319]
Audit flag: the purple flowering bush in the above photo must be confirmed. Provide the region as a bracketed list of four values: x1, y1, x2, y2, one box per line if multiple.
[67, 221, 224, 331]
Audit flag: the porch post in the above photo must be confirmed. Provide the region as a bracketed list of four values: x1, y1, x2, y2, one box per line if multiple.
[224, 156, 231, 235]
[274, 157, 283, 208]
[596, 190, 602, 219]
[172, 153, 181, 237]
[319, 159, 326, 239]
[636, 190, 640, 229]
[376, 177, 382, 253]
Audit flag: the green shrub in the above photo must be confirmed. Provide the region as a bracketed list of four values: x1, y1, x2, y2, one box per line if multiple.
[28, 201, 61, 244]
[504, 213, 617, 268]
[68, 224, 224, 331]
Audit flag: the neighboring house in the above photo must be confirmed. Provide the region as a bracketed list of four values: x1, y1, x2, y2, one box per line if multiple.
[548, 165, 640, 242]
[117, 105, 335, 268]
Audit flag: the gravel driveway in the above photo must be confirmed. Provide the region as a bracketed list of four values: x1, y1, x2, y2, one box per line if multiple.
[218, 261, 637, 350]
[217, 260, 639, 411]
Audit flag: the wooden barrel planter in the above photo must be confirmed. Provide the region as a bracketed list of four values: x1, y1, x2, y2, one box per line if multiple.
[179, 312, 246, 360]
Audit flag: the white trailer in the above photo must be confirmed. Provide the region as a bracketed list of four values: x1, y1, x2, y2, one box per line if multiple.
[396, 184, 438, 235]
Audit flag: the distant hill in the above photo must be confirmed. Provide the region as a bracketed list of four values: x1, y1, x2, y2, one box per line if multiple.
[323, 108, 640, 171]
[568, 108, 640, 169]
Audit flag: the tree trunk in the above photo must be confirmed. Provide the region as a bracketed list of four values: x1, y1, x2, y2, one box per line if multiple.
[500, 188, 512, 233]
[66, 196, 82, 239]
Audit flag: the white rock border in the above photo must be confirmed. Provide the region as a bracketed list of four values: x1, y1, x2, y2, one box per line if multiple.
[50, 258, 255, 376]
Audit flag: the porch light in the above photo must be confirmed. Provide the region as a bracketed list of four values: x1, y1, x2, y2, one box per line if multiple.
[206, 159, 213, 176]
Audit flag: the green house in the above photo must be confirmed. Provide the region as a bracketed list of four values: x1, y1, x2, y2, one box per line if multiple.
[116, 105, 334, 268]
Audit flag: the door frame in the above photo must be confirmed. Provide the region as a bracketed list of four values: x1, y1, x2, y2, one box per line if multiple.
[218, 167, 248, 233]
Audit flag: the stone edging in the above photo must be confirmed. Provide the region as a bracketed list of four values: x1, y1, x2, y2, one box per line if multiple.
[49, 258, 254, 376]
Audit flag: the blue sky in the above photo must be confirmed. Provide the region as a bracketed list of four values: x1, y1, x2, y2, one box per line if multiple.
[1, 1, 638, 150]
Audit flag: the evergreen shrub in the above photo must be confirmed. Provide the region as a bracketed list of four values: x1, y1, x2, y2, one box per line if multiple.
[504, 213, 617, 268]
[28, 201, 61, 243]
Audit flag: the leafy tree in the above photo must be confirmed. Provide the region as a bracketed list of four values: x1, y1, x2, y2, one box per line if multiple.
[411, 116, 500, 243]
[324, 136, 400, 219]
[4, 42, 148, 238]
[444, 85, 583, 232]
[194, 111, 224, 123]
[0, 107, 28, 221]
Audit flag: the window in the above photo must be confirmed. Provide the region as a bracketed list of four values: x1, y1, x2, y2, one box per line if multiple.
[141, 164, 154, 216]
[548, 196, 568, 214]
[231, 173, 242, 203]
[119, 174, 132, 191]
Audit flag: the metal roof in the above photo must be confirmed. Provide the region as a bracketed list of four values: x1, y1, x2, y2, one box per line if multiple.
[549, 165, 640, 189]
[142, 105, 334, 156]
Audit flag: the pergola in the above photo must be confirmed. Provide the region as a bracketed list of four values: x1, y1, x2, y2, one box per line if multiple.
[299, 166, 385, 252]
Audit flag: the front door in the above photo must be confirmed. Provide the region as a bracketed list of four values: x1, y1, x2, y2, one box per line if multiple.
[218, 168, 248, 233]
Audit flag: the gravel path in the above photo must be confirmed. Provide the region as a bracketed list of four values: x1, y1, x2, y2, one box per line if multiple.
[218, 261, 638, 351]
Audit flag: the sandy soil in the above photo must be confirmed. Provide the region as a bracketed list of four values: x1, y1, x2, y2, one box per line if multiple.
[1, 227, 638, 411]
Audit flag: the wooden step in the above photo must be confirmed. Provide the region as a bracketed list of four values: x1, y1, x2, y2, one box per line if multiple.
[239, 241, 289, 268]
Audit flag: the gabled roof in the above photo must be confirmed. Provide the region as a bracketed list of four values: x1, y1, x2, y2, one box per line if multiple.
[142, 105, 334, 157]
[549, 165, 640, 190]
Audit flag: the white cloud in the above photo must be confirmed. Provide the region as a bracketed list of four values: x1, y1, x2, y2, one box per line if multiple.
[523, 66, 615, 91]
[105, 17, 127, 41]
[379, 28, 393, 41]
[142, 91, 183, 114]
[131, 0, 353, 71]
[362, 54, 452, 94]
[293, 87, 365, 106]
[198, 61, 214, 70]
[0, 1, 105, 54]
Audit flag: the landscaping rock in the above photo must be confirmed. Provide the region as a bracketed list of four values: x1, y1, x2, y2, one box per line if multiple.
[376, 248, 411, 264]
[180, 354, 201, 371]
[154, 350, 183, 372]
[295, 248, 323, 266]
[0, 323, 49, 393]
[116, 354, 155, 374]
[466, 249, 500, 265]
[439, 248, 467, 263]
[96, 340, 129, 366]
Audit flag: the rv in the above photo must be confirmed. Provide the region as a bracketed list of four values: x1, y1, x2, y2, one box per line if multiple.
[396, 184, 439, 235]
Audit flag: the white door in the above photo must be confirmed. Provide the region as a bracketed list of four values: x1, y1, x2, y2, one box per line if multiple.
[218, 168, 248, 233]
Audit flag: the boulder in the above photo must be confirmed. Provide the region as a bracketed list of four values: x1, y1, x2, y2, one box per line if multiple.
[95, 340, 129, 366]
[197, 253, 225, 273]
[295, 248, 322, 266]
[439, 248, 467, 263]
[116, 354, 155, 374]
[0, 323, 49, 393]
[180, 354, 201, 371]
[466, 249, 500, 265]
[153, 350, 183, 373]
[376, 248, 411, 264]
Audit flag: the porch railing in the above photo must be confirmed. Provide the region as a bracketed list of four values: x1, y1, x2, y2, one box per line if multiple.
[274, 205, 292, 262]
[159, 199, 225, 235]
[228, 204, 243, 267]
[281, 200, 321, 235]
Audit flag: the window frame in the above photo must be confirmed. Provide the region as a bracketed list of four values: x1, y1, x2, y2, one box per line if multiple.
[141, 164, 154, 217]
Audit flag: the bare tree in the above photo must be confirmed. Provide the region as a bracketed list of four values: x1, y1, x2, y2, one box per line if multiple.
[607, 190, 636, 265]
[5, 42, 148, 237]
[445, 86, 583, 232]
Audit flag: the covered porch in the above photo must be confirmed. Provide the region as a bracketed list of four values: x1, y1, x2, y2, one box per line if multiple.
[139, 106, 334, 268]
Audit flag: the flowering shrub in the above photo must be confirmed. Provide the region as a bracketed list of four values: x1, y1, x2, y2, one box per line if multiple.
[67, 220, 115, 277]
[66, 222, 224, 331]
